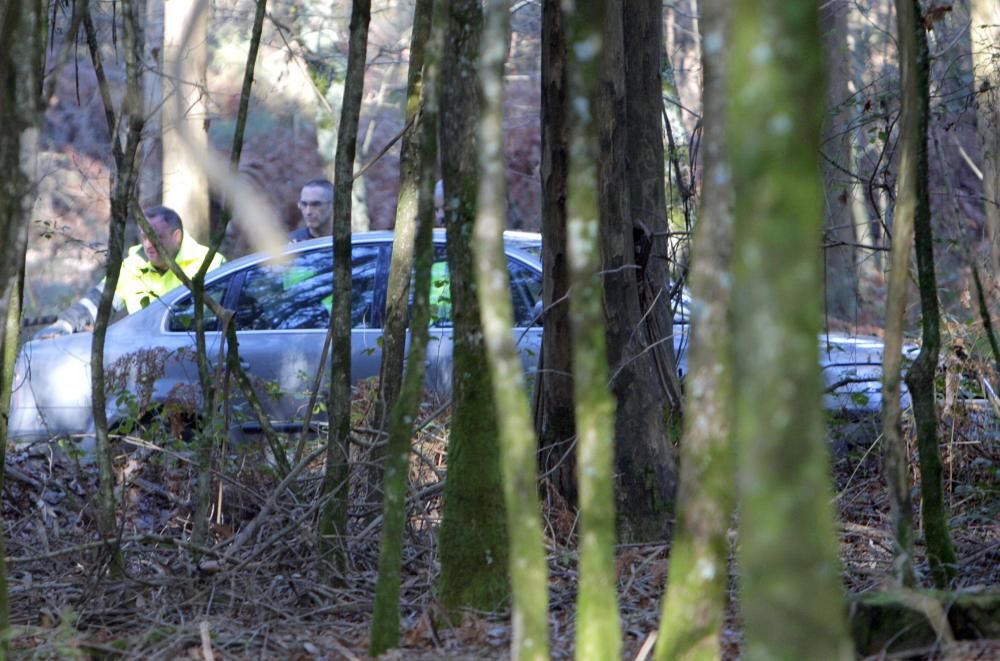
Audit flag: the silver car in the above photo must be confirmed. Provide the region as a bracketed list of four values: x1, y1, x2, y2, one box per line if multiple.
[8, 231, 546, 443]
[7, 230, 900, 444]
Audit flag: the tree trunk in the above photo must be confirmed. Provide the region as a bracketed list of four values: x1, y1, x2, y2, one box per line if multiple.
[162, 0, 210, 243]
[473, 4, 551, 656]
[655, 0, 735, 657]
[565, 1, 622, 657]
[881, 0, 921, 591]
[623, 0, 685, 414]
[729, 0, 852, 657]
[369, 0, 438, 653]
[896, 0, 957, 590]
[377, 0, 433, 442]
[972, 0, 1000, 283]
[437, 0, 509, 614]
[83, 0, 146, 572]
[597, 0, 677, 543]
[320, 0, 370, 580]
[821, 0, 859, 323]
[534, 0, 577, 508]
[0, 0, 44, 330]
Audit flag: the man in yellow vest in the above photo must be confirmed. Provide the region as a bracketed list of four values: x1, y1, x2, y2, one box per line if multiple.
[35, 206, 225, 337]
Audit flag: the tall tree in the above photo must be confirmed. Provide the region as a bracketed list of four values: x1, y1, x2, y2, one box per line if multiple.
[729, 1, 852, 658]
[474, 2, 551, 657]
[83, 0, 146, 570]
[896, 0, 957, 589]
[319, 0, 370, 579]
[971, 0, 1000, 281]
[534, 0, 577, 506]
[162, 0, 210, 243]
[437, 0, 509, 613]
[0, 0, 44, 329]
[369, 0, 438, 653]
[655, 0, 735, 657]
[880, 0, 920, 590]
[565, 1, 622, 657]
[821, 0, 859, 323]
[597, 0, 678, 543]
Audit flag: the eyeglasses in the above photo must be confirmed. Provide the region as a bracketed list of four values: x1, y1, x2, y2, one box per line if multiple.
[298, 200, 331, 209]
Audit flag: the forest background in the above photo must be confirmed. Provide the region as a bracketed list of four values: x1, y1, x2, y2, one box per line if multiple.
[2, 0, 1000, 658]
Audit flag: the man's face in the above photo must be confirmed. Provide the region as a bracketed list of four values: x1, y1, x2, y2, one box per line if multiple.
[298, 185, 334, 237]
[142, 215, 183, 271]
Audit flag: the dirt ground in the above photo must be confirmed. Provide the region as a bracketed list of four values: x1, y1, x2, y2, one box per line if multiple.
[3, 396, 998, 659]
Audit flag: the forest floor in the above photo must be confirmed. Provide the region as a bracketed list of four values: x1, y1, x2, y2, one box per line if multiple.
[3, 392, 999, 660]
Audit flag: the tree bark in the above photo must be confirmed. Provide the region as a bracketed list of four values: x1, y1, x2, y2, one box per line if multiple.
[565, 1, 623, 657]
[83, 0, 146, 572]
[437, 0, 509, 614]
[473, 3, 551, 656]
[655, 0, 735, 657]
[162, 0, 211, 243]
[821, 0, 859, 323]
[729, 0, 852, 657]
[377, 0, 433, 442]
[369, 0, 438, 653]
[534, 0, 577, 508]
[597, 0, 677, 543]
[320, 0, 370, 581]
[972, 0, 1000, 283]
[896, 0, 957, 590]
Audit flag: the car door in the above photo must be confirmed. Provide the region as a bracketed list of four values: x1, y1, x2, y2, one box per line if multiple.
[226, 242, 387, 432]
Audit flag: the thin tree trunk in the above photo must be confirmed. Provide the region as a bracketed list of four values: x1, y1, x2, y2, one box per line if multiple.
[369, 0, 438, 653]
[972, 0, 1000, 282]
[437, 0, 510, 614]
[534, 0, 577, 508]
[896, 0, 957, 589]
[881, 0, 920, 590]
[376, 0, 434, 462]
[320, 0, 370, 580]
[729, 0, 852, 657]
[821, 0, 859, 323]
[474, 2, 550, 658]
[655, 0, 735, 657]
[162, 0, 210, 243]
[565, 1, 622, 657]
[84, 0, 146, 571]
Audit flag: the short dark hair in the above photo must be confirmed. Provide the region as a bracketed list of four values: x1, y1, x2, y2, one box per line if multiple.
[301, 178, 334, 198]
[143, 206, 183, 231]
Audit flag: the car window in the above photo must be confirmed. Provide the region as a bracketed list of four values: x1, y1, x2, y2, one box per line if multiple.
[415, 248, 542, 328]
[234, 245, 382, 331]
[508, 259, 542, 327]
[166, 276, 233, 332]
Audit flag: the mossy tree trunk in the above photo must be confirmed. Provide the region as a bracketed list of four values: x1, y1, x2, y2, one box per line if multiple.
[896, 0, 957, 590]
[320, 0, 370, 580]
[534, 0, 577, 508]
[376, 0, 434, 435]
[565, 1, 622, 658]
[473, 3, 551, 656]
[437, 0, 510, 614]
[729, 1, 852, 658]
[369, 0, 438, 654]
[655, 0, 735, 657]
[83, 0, 146, 571]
